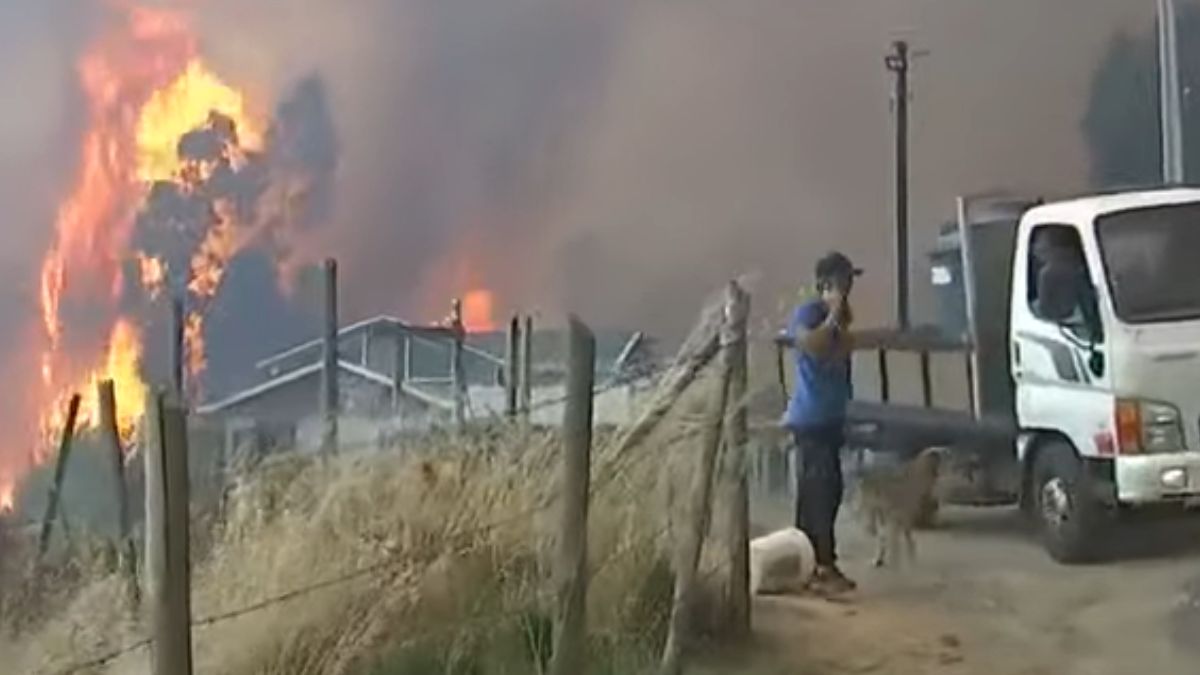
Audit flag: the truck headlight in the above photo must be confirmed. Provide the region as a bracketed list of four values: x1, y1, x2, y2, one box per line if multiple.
[1115, 399, 1186, 454]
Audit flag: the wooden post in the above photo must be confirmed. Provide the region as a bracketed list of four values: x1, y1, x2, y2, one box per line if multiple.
[449, 299, 466, 429]
[878, 349, 891, 402]
[391, 333, 406, 413]
[660, 285, 739, 675]
[320, 258, 339, 454]
[718, 281, 751, 634]
[145, 390, 194, 675]
[38, 393, 81, 559]
[169, 296, 185, 401]
[919, 350, 933, 408]
[520, 314, 534, 423]
[505, 315, 520, 419]
[99, 380, 139, 610]
[549, 316, 594, 675]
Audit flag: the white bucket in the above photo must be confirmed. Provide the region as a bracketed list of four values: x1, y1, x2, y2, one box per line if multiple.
[749, 527, 817, 595]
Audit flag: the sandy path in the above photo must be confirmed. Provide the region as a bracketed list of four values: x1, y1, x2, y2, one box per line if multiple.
[717, 500, 1200, 675]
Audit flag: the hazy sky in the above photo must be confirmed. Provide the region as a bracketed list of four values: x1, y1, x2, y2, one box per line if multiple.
[0, 0, 1160, 348]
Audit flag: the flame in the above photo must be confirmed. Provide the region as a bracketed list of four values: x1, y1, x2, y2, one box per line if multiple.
[39, 320, 145, 458]
[462, 289, 497, 332]
[137, 252, 168, 299]
[183, 312, 207, 377]
[136, 60, 262, 182]
[22, 3, 264, 494]
[0, 481, 13, 514]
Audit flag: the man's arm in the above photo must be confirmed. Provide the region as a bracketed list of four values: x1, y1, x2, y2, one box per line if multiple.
[780, 300, 850, 360]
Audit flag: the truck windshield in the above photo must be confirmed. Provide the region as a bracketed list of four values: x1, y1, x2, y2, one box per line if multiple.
[1096, 202, 1200, 323]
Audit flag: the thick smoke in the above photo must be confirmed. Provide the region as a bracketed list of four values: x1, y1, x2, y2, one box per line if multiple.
[188, 0, 1154, 342]
[0, 0, 1166, 375]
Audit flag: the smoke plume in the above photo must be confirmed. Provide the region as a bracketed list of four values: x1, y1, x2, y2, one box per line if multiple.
[184, 0, 1152, 342]
[0, 0, 1165, 382]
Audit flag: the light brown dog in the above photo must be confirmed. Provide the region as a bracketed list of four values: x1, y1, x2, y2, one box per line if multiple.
[854, 447, 948, 568]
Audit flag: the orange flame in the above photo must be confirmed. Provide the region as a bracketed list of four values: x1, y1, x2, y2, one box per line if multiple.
[136, 60, 261, 182]
[137, 252, 168, 299]
[462, 289, 497, 332]
[24, 4, 264, 490]
[0, 481, 13, 514]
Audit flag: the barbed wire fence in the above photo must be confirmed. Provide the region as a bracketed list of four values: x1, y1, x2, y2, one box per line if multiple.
[11, 279, 755, 675]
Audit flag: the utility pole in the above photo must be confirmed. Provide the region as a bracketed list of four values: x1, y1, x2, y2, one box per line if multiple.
[885, 40, 911, 330]
[1158, 0, 1185, 184]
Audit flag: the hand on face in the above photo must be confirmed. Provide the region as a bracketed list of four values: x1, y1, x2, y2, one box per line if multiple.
[822, 278, 856, 328]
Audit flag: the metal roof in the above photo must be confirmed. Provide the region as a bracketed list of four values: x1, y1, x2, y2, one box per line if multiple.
[196, 358, 450, 415]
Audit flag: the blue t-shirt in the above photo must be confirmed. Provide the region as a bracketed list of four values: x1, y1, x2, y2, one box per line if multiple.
[782, 300, 852, 430]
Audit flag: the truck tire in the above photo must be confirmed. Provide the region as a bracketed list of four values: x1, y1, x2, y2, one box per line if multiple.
[1032, 441, 1104, 563]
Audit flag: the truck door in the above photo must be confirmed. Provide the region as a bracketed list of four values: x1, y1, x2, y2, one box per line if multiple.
[1011, 222, 1114, 457]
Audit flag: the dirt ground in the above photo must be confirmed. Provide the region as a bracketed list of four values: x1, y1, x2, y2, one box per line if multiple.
[716, 499, 1200, 675]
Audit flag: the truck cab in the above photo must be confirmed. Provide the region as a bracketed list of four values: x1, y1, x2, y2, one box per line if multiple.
[1012, 188, 1200, 560]
[843, 187, 1200, 562]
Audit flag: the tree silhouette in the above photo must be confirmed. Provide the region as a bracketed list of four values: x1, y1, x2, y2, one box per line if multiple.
[1082, 9, 1200, 188]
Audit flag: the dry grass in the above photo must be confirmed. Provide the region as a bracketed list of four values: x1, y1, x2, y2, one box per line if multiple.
[0, 386, 725, 675]
[0, 286, 740, 675]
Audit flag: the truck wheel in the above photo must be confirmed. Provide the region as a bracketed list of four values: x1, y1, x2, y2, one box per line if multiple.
[1032, 441, 1103, 563]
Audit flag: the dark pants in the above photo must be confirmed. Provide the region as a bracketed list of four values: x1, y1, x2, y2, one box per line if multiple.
[793, 425, 845, 567]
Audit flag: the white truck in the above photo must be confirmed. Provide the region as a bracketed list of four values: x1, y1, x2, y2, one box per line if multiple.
[845, 187, 1200, 563]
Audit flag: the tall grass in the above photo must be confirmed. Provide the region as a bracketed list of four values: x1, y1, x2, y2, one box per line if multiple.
[0, 371, 726, 675]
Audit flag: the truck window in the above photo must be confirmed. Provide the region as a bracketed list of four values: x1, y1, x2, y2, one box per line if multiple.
[1096, 202, 1200, 323]
[1027, 224, 1087, 321]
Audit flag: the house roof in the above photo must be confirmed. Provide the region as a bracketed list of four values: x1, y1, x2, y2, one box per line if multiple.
[196, 358, 450, 415]
[254, 315, 501, 373]
[199, 314, 657, 416]
[254, 314, 652, 375]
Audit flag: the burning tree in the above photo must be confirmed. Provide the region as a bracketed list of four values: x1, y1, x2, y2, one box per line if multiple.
[4, 3, 337, 511]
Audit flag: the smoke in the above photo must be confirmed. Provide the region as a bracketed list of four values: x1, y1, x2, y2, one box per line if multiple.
[269, 76, 338, 232]
[196, 0, 630, 325]
[534, 0, 1157, 337]
[0, 0, 1165, 377]
[183, 0, 1154, 343]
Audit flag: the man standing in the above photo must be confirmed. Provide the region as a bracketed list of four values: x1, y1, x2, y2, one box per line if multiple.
[780, 251, 861, 595]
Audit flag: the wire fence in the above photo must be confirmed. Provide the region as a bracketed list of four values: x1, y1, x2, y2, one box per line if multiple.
[45, 425, 669, 675]
[27, 290, 749, 675]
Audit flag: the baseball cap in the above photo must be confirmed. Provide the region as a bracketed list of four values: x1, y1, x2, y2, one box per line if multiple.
[814, 251, 863, 282]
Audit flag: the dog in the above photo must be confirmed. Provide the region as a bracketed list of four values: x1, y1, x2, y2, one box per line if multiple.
[853, 446, 948, 568]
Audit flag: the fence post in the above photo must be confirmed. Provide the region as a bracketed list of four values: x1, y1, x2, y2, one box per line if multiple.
[321, 258, 340, 454]
[520, 314, 534, 423]
[660, 284, 739, 675]
[38, 393, 81, 560]
[145, 390, 194, 675]
[169, 296, 185, 401]
[505, 314, 520, 419]
[549, 316, 594, 675]
[98, 380, 139, 610]
[450, 299, 466, 429]
[718, 281, 751, 634]
[919, 349, 933, 408]
[877, 348, 891, 402]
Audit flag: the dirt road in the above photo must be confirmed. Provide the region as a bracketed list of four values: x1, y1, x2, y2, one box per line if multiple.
[724, 500, 1200, 675]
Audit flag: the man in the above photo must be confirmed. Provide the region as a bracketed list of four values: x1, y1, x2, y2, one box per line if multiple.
[1031, 228, 1096, 334]
[780, 251, 861, 595]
